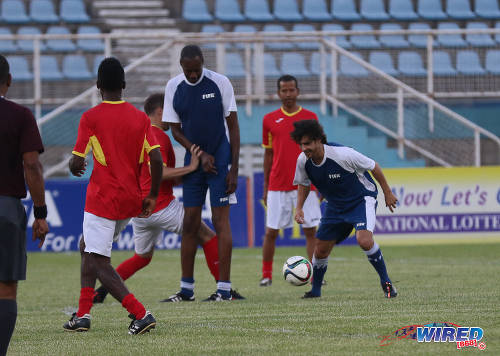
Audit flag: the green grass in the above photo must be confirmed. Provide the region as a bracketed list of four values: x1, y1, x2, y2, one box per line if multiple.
[9, 243, 500, 355]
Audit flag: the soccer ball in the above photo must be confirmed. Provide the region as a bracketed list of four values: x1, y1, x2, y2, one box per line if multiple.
[282, 256, 313, 286]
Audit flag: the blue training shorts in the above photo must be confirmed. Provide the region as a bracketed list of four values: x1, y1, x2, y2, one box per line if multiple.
[316, 196, 377, 243]
[182, 165, 233, 207]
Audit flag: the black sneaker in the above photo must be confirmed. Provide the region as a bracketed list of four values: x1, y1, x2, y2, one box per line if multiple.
[202, 292, 232, 301]
[259, 278, 272, 287]
[160, 291, 195, 303]
[128, 311, 156, 335]
[383, 282, 398, 299]
[230, 289, 245, 300]
[302, 291, 320, 299]
[63, 313, 91, 332]
[93, 286, 109, 304]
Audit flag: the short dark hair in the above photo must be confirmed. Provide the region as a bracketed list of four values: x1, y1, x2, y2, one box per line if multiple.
[144, 93, 164, 116]
[97, 57, 124, 91]
[277, 74, 298, 90]
[290, 120, 327, 144]
[180, 44, 204, 63]
[0, 55, 9, 85]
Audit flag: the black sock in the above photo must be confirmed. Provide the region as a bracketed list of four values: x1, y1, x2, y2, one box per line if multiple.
[0, 299, 17, 356]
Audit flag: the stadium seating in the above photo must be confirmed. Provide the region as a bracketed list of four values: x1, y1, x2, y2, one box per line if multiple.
[17, 26, 47, 52]
[360, 0, 390, 21]
[225, 52, 246, 78]
[60, 0, 90, 23]
[293, 24, 320, 50]
[379, 23, 410, 48]
[274, 0, 303, 21]
[310, 52, 332, 75]
[331, 0, 361, 21]
[437, 22, 467, 47]
[322, 24, 351, 48]
[0, 27, 18, 53]
[369, 51, 399, 76]
[215, 0, 245, 22]
[201, 25, 229, 49]
[62, 54, 92, 80]
[446, 0, 475, 20]
[77, 26, 105, 52]
[93, 55, 104, 76]
[244, 0, 274, 22]
[1, 0, 30, 23]
[303, 0, 332, 21]
[30, 0, 59, 24]
[280, 53, 310, 77]
[466, 22, 496, 46]
[432, 51, 457, 75]
[46, 26, 77, 52]
[233, 25, 256, 49]
[40, 55, 64, 80]
[485, 50, 500, 73]
[495, 22, 500, 42]
[7, 56, 33, 81]
[255, 53, 281, 77]
[456, 50, 486, 75]
[339, 52, 369, 76]
[182, 0, 213, 22]
[398, 51, 427, 76]
[350, 24, 380, 48]
[408, 22, 432, 48]
[263, 24, 294, 50]
[475, 0, 500, 19]
[418, 0, 447, 20]
[389, 0, 418, 20]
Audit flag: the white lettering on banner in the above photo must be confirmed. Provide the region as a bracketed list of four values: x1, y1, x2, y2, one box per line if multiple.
[155, 233, 181, 249]
[116, 232, 135, 250]
[41, 233, 76, 252]
[23, 190, 63, 227]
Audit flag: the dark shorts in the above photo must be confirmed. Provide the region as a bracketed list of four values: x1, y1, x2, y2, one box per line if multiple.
[182, 165, 231, 207]
[0, 196, 27, 281]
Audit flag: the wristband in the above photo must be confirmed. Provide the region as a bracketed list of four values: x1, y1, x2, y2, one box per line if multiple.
[34, 205, 47, 219]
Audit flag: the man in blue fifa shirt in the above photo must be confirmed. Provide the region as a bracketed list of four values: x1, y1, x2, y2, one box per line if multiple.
[291, 120, 398, 299]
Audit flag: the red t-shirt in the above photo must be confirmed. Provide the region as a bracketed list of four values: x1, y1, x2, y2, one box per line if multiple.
[262, 107, 318, 191]
[72, 101, 159, 220]
[139, 125, 175, 213]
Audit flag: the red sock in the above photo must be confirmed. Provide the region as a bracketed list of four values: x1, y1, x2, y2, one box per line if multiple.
[77, 287, 94, 317]
[262, 260, 273, 280]
[122, 293, 146, 320]
[202, 235, 219, 281]
[116, 254, 152, 281]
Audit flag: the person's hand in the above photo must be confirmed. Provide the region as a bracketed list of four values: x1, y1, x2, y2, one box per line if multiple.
[32, 219, 49, 248]
[200, 152, 217, 174]
[384, 191, 398, 213]
[295, 208, 305, 224]
[189, 145, 202, 170]
[225, 167, 238, 194]
[138, 196, 157, 218]
[262, 188, 268, 207]
[69, 157, 87, 177]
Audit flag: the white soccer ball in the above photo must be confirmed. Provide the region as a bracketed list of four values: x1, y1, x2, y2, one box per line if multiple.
[282, 256, 313, 286]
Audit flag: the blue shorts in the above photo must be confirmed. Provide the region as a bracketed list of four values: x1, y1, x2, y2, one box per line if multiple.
[182, 165, 233, 207]
[316, 196, 377, 243]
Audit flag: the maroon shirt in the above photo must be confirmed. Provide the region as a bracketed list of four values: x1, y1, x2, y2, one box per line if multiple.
[0, 97, 44, 198]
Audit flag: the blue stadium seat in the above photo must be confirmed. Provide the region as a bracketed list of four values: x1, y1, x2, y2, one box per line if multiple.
[263, 24, 294, 50]
[496, 22, 500, 43]
[379, 23, 409, 48]
[62, 54, 92, 80]
[331, 0, 361, 21]
[360, 0, 390, 21]
[201, 25, 230, 49]
[418, 0, 447, 20]
[46, 26, 77, 51]
[225, 52, 246, 78]
[60, 0, 90, 23]
[7, 56, 33, 81]
[485, 50, 500, 73]
[310, 52, 332, 76]
[77, 26, 105, 52]
[446, 0, 475, 20]
[466, 22, 495, 47]
[280, 53, 310, 77]
[322, 24, 351, 48]
[437, 23, 467, 47]
[456, 50, 486, 75]
[389, 0, 418, 20]
[303, 0, 332, 21]
[339, 52, 369, 77]
[398, 51, 427, 76]
[30, 0, 59, 23]
[369, 51, 399, 76]
[432, 51, 457, 75]
[233, 25, 256, 49]
[350, 24, 380, 48]
[293, 24, 319, 50]
[215, 0, 245, 22]
[17, 27, 47, 52]
[475, 0, 500, 19]
[93, 55, 104, 76]
[1, 0, 30, 24]
[274, 0, 303, 21]
[408, 22, 432, 48]
[254, 53, 281, 77]
[40, 55, 63, 80]
[0, 28, 18, 53]
[182, 0, 213, 22]
[244, 0, 274, 21]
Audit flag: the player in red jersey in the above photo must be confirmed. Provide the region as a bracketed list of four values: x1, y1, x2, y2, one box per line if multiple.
[65, 58, 162, 335]
[260, 75, 322, 287]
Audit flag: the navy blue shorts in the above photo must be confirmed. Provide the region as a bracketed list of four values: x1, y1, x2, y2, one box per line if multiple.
[316, 196, 377, 243]
[0, 196, 27, 281]
[182, 165, 233, 207]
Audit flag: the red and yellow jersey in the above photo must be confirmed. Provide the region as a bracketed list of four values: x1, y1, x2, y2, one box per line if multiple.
[262, 107, 318, 191]
[139, 125, 176, 213]
[72, 101, 159, 220]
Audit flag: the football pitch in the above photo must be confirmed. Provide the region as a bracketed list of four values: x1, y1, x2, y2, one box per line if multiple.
[9, 242, 499, 355]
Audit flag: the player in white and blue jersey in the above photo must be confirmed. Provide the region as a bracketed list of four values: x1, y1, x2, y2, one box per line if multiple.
[162, 45, 240, 301]
[291, 120, 398, 299]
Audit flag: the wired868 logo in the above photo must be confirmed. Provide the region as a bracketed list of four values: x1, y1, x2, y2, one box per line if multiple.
[380, 322, 486, 350]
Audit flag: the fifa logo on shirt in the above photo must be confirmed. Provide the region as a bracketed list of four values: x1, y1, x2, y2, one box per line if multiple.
[202, 93, 215, 99]
[329, 173, 340, 179]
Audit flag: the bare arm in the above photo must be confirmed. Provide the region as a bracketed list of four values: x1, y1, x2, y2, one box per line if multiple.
[23, 151, 49, 247]
[160, 145, 201, 181]
[370, 162, 398, 213]
[262, 148, 273, 206]
[295, 184, 311, 224]
[139, 147, 162, 218]
[225, 111, 240, 194]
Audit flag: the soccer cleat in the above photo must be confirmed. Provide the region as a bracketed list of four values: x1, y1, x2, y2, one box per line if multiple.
[63, 313, 91, 332]
[202, 292, 232, 302]
[259, 278, 272, 287]
[230, 289, 245, 300]
[302, 291, 321, 299]
[92, 286, 109, 304]
[160, 291, 195, 303]
[383, 282, 398, 299]
[128, 311, 156, 335]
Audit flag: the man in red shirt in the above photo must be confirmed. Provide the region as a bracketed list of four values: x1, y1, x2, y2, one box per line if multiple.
[65, 58, 163, 335]
[260, 75, 322, 286]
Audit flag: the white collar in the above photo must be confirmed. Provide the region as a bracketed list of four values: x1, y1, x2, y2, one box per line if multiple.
[184, 68, 205, 86]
